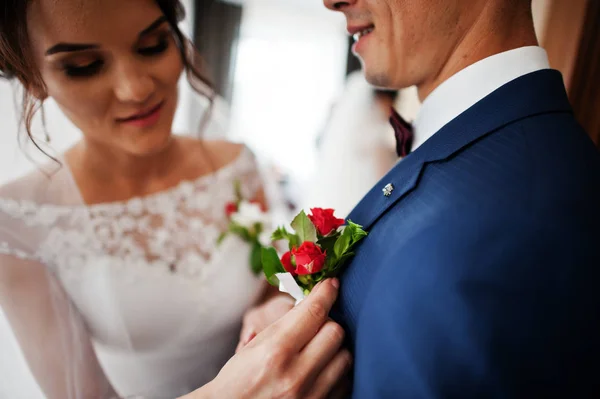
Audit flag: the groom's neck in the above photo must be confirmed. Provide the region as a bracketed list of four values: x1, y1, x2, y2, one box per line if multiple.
[416, 2, 538, 102]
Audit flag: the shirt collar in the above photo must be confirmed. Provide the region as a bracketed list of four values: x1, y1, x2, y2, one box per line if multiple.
[412, 46, 551, 151]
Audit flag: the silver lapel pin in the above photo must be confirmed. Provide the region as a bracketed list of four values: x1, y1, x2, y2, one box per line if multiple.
[382, 183, 394, 197]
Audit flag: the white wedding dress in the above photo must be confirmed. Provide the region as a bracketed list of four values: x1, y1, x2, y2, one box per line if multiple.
[0, 145, 266, 399]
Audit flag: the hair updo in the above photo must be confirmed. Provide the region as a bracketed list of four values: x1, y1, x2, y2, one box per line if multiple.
[0, 0, 214, 153]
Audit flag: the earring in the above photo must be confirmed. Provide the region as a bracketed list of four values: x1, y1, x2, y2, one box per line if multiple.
[40, 103, 51, 143]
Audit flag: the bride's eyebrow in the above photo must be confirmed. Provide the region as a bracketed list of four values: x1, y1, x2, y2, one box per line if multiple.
[138, 16, 169, 38]
[45, 43, 98, 56]
[44, 16, 169, 56]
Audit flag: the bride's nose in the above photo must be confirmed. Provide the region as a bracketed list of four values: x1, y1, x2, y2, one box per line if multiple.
[113, 60, 155, 104]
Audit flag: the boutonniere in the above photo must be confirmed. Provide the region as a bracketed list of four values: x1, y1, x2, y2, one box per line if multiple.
[261, 208, 368, 304]
[218, 180, 271, 275]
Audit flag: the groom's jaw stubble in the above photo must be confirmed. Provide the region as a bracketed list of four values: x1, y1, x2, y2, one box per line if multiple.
[325, 0, 537, 101]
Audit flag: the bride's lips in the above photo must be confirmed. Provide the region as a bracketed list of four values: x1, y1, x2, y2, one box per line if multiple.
[117, 101, 164, 128]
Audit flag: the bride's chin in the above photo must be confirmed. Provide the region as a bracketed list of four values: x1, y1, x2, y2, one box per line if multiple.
[121, 127, 176, 157]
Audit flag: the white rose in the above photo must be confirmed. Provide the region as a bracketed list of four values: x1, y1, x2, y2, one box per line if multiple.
[258, 231, 272, 247]
[231, 201, 270, 228]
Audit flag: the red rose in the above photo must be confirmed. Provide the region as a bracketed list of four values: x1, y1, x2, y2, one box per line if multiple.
[225, 202, 238, 217]
[308, 208, 345, 236]
[281, 251, 296, 275]
[292, 242, 326, 275]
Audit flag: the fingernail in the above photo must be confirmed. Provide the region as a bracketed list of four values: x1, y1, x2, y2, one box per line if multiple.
[246, 332, 257, 344]
[241, 331, 254, 346]
[330, 278, 340, 289]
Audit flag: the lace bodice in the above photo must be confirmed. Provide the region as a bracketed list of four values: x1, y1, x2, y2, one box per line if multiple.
[0, 146, 267, 398]
[1, 146, 261, 272]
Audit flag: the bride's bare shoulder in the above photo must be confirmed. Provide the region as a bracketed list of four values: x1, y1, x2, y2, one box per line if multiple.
[0, 161, 66, 201]
[179, 137, 249, 170]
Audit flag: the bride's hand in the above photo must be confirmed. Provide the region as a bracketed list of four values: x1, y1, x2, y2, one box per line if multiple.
[236, 293, 295, 353]
[186, 279, 352, 399]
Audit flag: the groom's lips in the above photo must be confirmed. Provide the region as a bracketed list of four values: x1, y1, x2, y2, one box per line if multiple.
[348, 24, 375, 54]
[347, 24, 374, 38]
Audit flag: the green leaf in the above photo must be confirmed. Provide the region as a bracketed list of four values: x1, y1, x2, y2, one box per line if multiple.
[296, 274, 318, 293]
[271, 226, 301, 249]
[333, 225, 353, 258]
[347, 220, 368, 244]
[291, 210, 317, 243]
[229, 223, 252, 242]
[261, 247, 285, 286]
[328, 252, 355, 274]
[321, 221, 366, 277]
[250, 242, 263, 275]
[317, 234, 339, 257]
[216, 232, 228, 246]
[288, 235, 301, 250]
[317, 233, 340, 273]
[297, 274, 312, 286]
[310, 271, 327, 286]
[271, 227, 287, 241]
[233, 179, 243, 202]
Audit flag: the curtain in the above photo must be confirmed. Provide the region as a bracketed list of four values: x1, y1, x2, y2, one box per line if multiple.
[194, 0, 243, 102]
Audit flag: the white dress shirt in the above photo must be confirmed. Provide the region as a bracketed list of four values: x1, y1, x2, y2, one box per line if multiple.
[412, 46, 551, 151]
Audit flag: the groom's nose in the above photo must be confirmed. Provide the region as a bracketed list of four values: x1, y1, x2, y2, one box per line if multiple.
[323, 0, 354, 11]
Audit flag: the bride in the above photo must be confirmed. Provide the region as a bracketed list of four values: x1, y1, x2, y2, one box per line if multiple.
[0, 0, 350, 398]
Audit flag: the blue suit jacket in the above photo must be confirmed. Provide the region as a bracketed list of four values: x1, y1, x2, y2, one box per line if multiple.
[335, 70, 600, 398]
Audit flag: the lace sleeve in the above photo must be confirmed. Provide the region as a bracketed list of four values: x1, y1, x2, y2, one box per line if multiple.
[0, 250, 117, 399]
[0, 171, 117, 399]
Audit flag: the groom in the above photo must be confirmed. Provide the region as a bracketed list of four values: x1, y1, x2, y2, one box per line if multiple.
[323, 0, 600, 397]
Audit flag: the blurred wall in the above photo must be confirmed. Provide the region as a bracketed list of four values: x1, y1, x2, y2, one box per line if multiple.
[227, 0, 348, 183]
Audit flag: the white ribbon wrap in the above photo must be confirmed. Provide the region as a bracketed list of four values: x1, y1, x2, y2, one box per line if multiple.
[275, 273, 306, 306]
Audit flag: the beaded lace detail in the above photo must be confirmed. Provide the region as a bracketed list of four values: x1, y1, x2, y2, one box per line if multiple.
[0, 147, 261, 281]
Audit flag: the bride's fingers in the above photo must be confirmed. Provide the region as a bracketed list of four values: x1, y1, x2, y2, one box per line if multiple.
[236, 327, 256, 353]
[235, 340, 244, 354]
[304, 349, 353, 399]
[235, 316, 256, 353]
[239, 325, 251, 344]
[235, 330, 248, 353]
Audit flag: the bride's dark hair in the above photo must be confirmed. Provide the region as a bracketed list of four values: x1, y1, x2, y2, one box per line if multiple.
[0, 0, 214, 156]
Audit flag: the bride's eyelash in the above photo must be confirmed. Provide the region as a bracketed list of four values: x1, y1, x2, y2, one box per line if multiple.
[61, 33, 170, 79]
[63, 59, 104, 78]
[138, 33, 170, 57]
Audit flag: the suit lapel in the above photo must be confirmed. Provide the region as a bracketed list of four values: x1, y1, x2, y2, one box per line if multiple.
[348, 69, 573, 231]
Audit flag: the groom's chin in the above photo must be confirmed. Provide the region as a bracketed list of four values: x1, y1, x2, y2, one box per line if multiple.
[360, 56, 401, 90]
[362, 64, 396, 90]
[363, 63, 421, 92]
